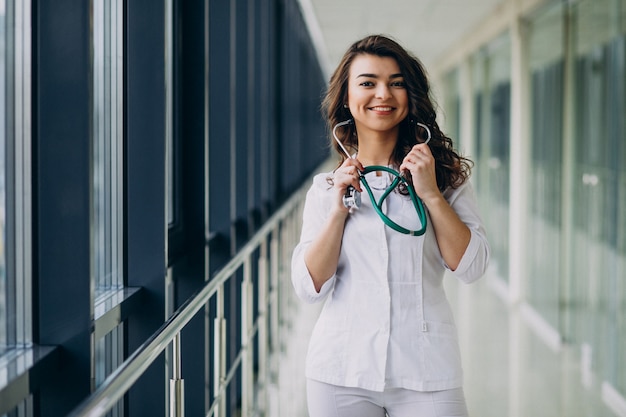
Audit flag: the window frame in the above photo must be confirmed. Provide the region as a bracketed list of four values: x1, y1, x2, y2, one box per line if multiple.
[1, 0, 32, 353]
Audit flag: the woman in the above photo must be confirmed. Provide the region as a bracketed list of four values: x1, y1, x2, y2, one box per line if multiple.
[291, 35, 490, 417]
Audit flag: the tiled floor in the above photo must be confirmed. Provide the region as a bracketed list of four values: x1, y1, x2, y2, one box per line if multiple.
[277, 271, 624, 417]
[270, 297, 321, 416]
[445, 271, 620, 417]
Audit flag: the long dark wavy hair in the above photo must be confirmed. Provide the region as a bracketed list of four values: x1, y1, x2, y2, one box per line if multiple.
[322, 34, 472, 191]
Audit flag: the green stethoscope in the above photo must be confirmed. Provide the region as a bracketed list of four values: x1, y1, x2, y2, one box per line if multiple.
[332, 119, 431, 237]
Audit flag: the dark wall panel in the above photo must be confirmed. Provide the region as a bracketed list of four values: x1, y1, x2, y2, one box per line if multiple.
[34, 0, 92, 415]
[125, 1, 167, 416]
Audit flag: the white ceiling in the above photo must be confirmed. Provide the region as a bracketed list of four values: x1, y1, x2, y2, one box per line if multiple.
[302, 0, 506, 77]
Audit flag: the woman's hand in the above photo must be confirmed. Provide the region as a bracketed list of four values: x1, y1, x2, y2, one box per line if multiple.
[399, 143, 440, 204]
[332, 158, 364, 213]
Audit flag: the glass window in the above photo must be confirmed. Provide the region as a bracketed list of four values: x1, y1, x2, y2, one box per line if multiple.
[1, 0, 32, 352]
[92, 0, 123, 294]
[475, 34, 511, 281]
[0, 0, 6, 352]
[165, 0, 174, 228]
[442, 69, 461, 144]
[570, 0, 626, 399]
[92, 0, 124, 410]
[471, 51, 486, 198]
[526, 0, 565, 333]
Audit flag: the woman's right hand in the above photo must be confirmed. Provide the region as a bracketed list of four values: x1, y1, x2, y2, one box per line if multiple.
[332, 158, 364, 213]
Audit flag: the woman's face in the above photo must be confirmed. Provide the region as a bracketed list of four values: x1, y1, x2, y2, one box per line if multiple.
[346, 54, 409, 138]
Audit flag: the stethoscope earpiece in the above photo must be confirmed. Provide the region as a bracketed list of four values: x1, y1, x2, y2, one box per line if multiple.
[411, 120, 432, 145]
[332, 119, 355, 157]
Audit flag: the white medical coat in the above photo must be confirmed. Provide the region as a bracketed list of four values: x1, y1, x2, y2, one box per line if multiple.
[291, 170, 490, 392]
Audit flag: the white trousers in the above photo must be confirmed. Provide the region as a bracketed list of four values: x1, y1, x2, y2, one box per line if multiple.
[306, 379, 469, 417]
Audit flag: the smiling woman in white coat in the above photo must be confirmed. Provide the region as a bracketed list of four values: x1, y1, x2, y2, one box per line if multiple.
[291, 34, 490, 417]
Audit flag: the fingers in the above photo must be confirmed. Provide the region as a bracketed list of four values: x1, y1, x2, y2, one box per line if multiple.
[400, 144, 432, 174]
[399, 144, 438, 197]
[408, 143, 432, 160]
[341, 157, 364, 172]
[336, 159, 362, 192]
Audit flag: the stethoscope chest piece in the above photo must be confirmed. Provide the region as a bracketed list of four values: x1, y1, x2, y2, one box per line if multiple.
[342, 186, 361, 210]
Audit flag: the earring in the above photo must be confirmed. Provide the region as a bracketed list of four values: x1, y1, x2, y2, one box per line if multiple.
[343, 104, 348, 108]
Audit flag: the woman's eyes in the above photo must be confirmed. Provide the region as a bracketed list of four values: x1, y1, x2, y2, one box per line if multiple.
[358, 80, 406, 88]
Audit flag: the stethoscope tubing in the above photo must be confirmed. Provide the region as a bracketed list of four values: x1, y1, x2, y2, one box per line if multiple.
[332, 118, 431, 236]
[359, 165, 428, 236]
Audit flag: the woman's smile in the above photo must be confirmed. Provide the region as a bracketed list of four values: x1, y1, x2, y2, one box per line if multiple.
[369, 106, 395, 113]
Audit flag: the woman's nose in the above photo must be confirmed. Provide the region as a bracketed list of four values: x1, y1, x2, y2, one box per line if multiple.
[375, 84, 392, 99]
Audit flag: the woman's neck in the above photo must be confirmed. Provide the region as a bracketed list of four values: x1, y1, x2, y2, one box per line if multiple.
[356, 132, 397, 167]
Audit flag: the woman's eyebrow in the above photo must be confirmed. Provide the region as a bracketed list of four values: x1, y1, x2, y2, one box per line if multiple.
[356, 73, 404, 79]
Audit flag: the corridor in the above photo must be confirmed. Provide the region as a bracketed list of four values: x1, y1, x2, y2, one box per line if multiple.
[1, 0, 624, 415]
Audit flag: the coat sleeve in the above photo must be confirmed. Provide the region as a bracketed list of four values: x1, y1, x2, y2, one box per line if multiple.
[291, 174, 337, 303]
[444, 180, 491, 284]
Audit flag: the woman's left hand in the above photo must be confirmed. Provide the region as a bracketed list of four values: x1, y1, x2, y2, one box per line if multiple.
[399, 143, 440, 204]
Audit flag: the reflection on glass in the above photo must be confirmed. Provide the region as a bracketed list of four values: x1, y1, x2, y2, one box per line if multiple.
[471, 52, 485, 199]
[92, 2, 124, 412]
[476, 34, 511, 282]
[92, 0, 123, 293]
[571, 0, 626, 401]
[527, 0, 564, 333]
[1, 0, 31, 352]
[0, 0, 6, 351]
[443, 69, 460, 145]
[166, 0, 174, 226]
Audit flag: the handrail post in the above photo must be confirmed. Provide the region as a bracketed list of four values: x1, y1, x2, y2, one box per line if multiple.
[268, 228, 281, 416]
[241, 257, 254, 416]
[257, 239, 269, 413]
[169, 332, 184, 417]
[214, 285, 226, 417]
[270, 229, 280, 357]
[280, 221, 290, 335]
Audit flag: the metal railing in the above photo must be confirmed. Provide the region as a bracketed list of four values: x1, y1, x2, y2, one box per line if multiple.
[68, 173, 314, 417]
